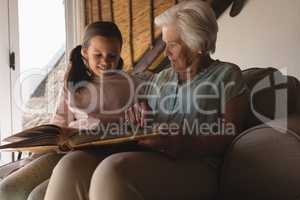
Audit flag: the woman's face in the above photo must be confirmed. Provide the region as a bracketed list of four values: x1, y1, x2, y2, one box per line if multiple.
[162, 24, 197, 72]
[82, 35, 121, 77]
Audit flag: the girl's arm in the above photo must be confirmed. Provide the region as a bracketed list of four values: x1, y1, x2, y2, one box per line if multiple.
[50, 86, 75, 127]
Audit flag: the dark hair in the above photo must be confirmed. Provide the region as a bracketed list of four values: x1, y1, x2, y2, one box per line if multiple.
[65, 21, 123, 92]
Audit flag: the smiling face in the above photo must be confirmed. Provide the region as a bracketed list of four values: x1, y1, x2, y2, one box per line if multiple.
[162, 24, 198, 73]
[82, 35, 121, 77]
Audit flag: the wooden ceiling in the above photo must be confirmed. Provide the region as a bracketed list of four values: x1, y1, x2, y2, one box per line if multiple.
[84, 0, 247, 72]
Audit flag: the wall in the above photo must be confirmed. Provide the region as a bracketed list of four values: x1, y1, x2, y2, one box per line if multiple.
[214, 0, 300, 79]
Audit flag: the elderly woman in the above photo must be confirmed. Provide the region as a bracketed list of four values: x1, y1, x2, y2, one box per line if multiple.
[89, 1, 248, 200]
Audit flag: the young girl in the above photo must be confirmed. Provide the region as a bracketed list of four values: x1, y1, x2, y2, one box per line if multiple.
[0, 21, 139, 200]
[52, 21, 136, 129]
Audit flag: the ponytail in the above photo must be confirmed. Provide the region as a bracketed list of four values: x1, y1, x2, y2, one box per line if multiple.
[65, 45, 92, 93]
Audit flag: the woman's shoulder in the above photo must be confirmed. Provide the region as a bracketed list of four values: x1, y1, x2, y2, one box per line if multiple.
[157, 66, 174, 76]
[207, 60, 243, 81]
[153, 67, 175, 83]
[214, 60, 242, 74]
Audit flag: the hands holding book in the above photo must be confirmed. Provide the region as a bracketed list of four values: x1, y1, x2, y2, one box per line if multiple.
[0, 101, 182, 156]
[125, 101, 185, 158]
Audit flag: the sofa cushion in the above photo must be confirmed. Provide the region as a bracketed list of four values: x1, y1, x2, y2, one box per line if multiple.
[220, 115, 300, 200]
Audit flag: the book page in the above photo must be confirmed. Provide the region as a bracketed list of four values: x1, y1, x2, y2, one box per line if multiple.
[2, 124, 62, 143]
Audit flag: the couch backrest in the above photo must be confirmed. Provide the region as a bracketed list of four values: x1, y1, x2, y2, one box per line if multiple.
[242, 67, 300, 129]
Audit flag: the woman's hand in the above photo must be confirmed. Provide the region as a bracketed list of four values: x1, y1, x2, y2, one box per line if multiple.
[125, 102, 186, 158]
[137, 124, 185, 158]
[125, 101, 153, 127]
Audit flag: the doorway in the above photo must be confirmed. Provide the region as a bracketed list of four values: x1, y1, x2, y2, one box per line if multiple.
[0, 0, 67, 164]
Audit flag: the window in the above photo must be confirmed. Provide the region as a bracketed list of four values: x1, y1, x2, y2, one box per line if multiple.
[0, 0, 84, 164]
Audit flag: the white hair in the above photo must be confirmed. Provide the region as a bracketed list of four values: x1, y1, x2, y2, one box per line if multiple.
[155, 0, 218, 54]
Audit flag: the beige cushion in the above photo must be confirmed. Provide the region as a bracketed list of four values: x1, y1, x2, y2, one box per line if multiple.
[220, 115, 300, 199]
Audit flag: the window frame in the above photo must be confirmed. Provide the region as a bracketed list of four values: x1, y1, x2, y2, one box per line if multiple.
[64, 0, 85, 61]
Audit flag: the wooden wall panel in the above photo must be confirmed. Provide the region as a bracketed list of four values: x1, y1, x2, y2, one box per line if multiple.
[113, 1, 131, 69]
[132, 0, 151, 63]
[85, 0, 93, 24]
[101, 0, 113, 21]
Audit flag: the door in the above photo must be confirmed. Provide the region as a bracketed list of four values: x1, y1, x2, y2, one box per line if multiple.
[0, 0, 19, 164]
[0, 0, 83, 165]
[0, 0, 67, 164]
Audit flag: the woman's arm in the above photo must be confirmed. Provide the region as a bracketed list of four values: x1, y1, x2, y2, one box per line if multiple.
[181, 93, 248, 156]
[136, 93, 248, 158]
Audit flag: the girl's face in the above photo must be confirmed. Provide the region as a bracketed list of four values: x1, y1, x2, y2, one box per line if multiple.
[82, 35, 121, 77]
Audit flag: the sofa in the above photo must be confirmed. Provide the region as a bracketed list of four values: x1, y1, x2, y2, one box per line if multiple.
[0, 67, 299, 199]
[219, 67, 300, 199]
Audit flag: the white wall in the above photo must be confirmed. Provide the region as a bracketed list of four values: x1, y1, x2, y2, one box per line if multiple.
[214, 0, 300, 79]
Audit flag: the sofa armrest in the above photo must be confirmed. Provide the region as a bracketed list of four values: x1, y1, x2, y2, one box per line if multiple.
[219, 115, 300, 200]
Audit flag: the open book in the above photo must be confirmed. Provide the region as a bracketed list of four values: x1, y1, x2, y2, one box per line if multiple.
[0, 123, 159, 153]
